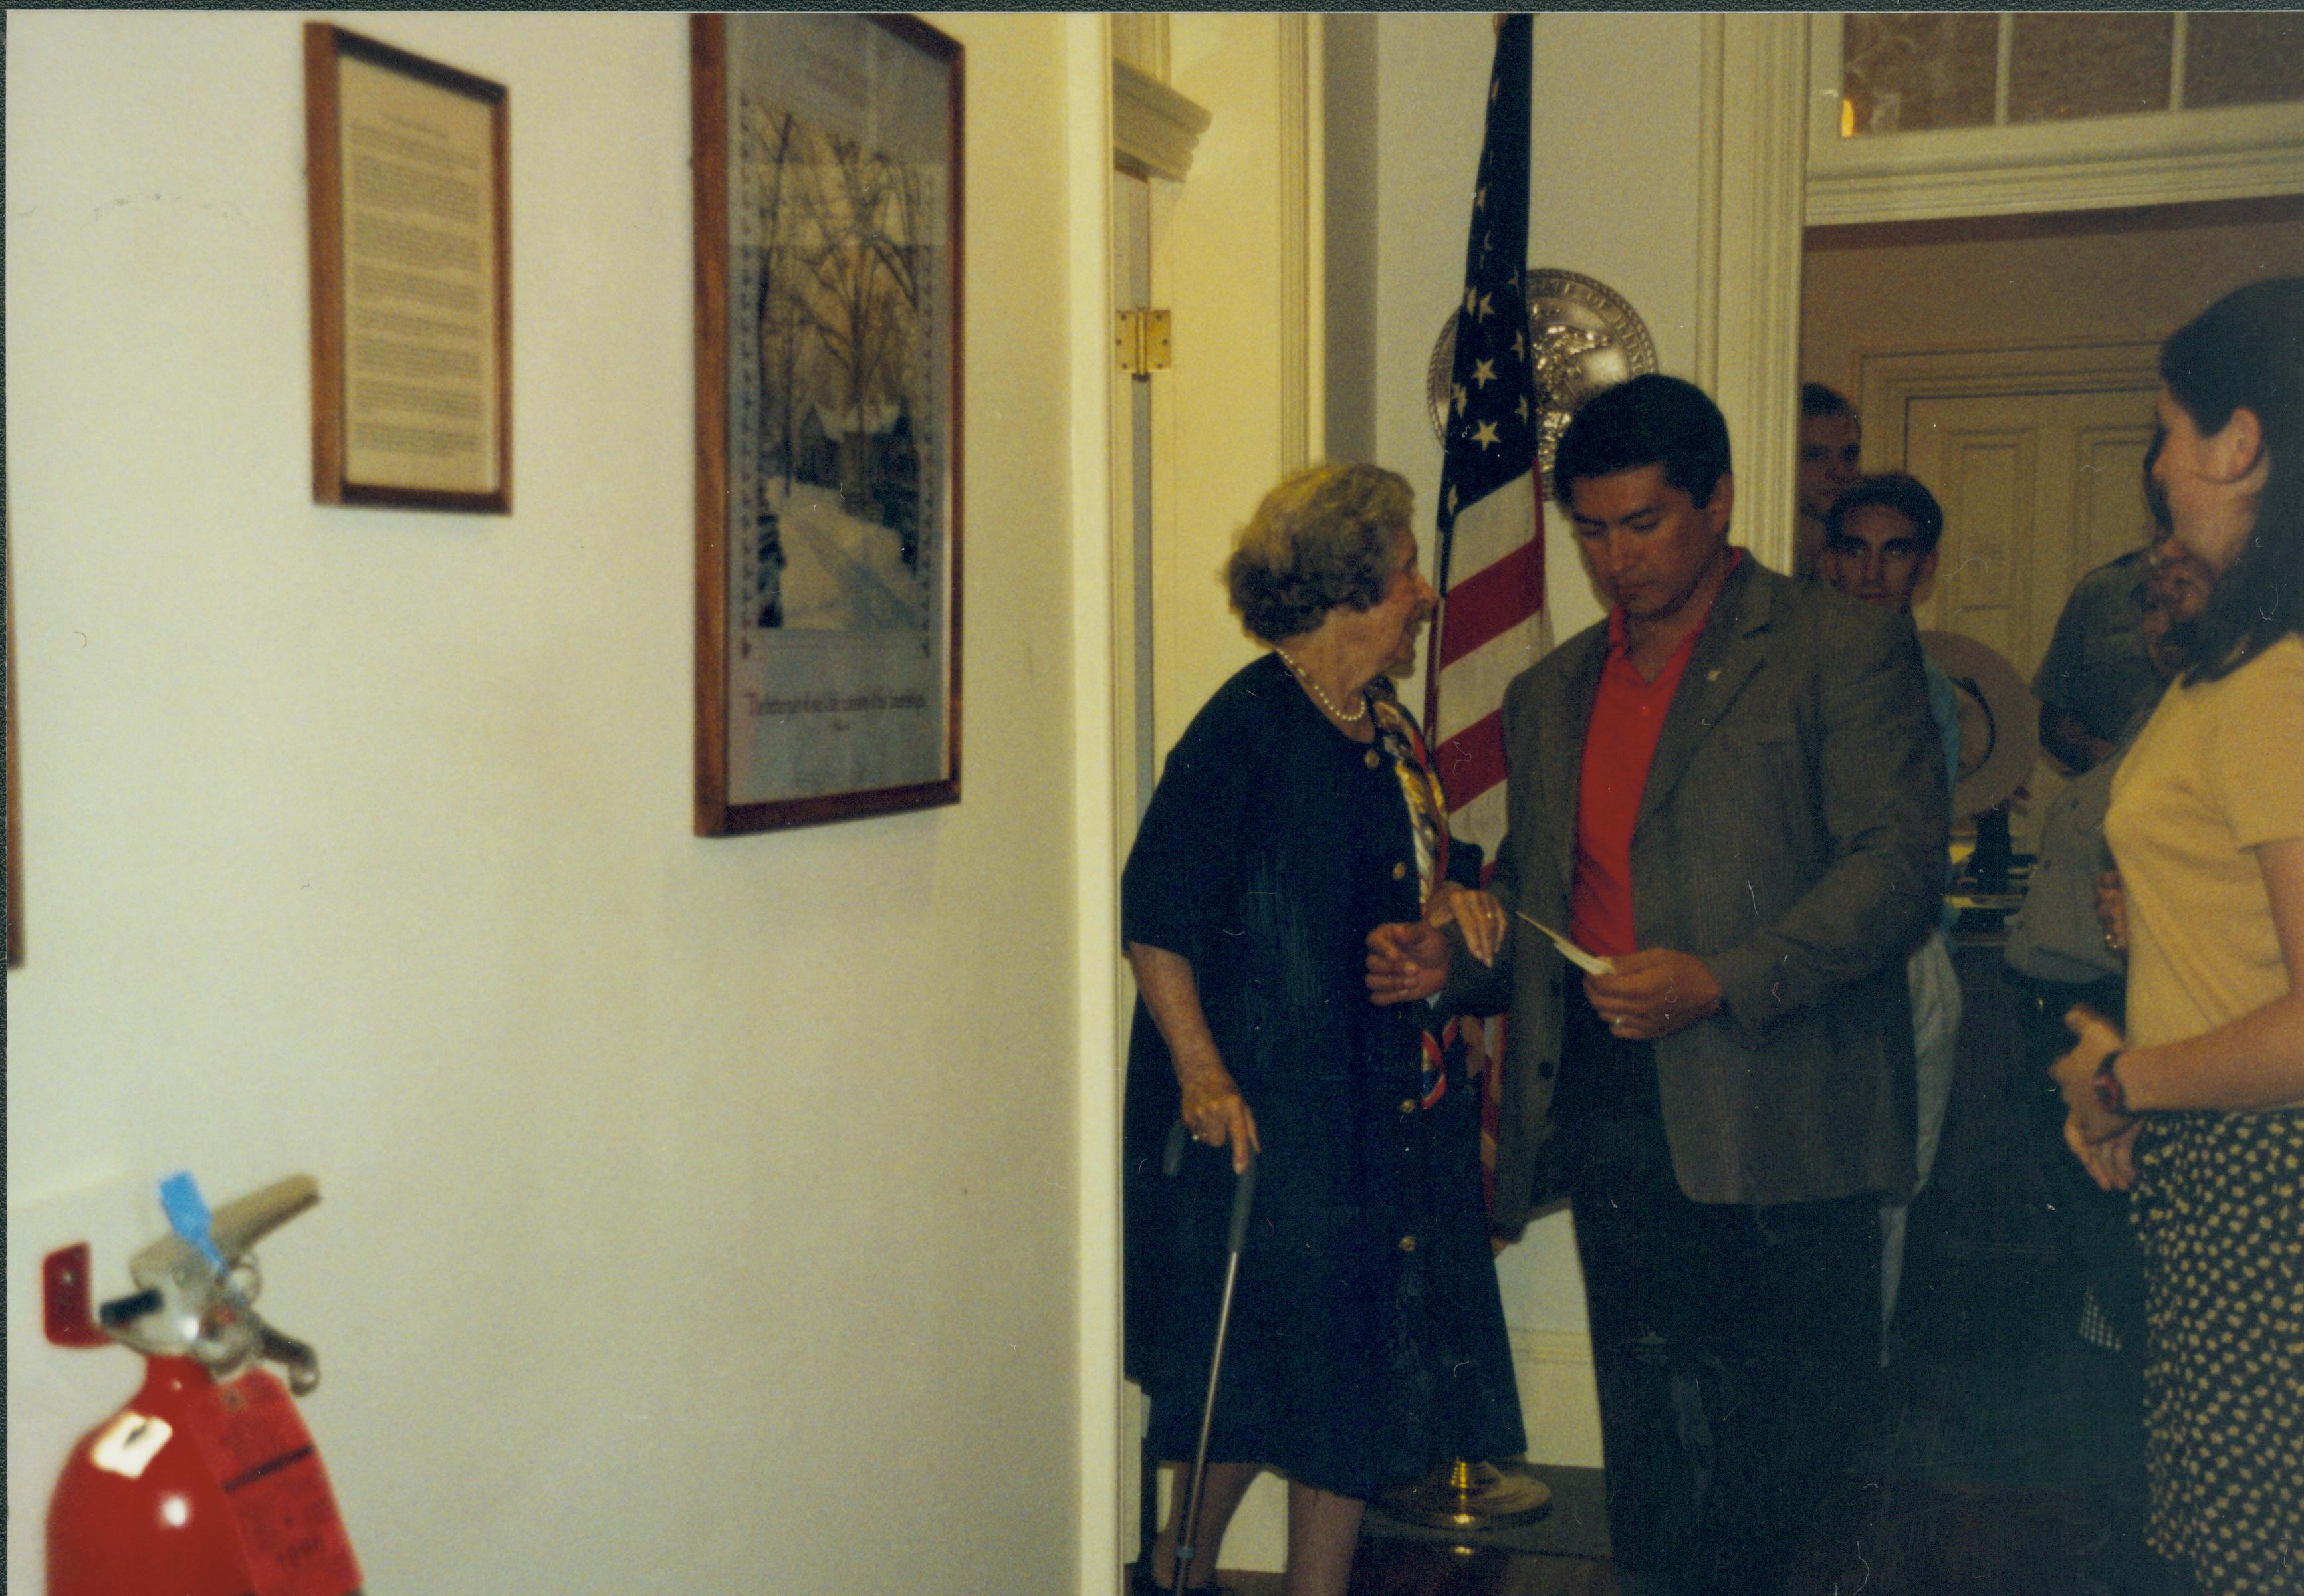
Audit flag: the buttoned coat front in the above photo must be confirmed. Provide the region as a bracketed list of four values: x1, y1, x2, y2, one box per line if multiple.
[1455, 557, 1949, 1227]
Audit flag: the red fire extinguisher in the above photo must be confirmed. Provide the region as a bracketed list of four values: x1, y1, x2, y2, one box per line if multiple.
[43, 1173, 364, 1596]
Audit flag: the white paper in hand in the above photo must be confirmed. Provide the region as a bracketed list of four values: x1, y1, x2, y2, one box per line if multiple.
[1516, 911, 1617, 976]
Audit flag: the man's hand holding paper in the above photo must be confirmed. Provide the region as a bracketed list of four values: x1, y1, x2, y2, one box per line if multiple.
[1583, 947, 1724, 1042]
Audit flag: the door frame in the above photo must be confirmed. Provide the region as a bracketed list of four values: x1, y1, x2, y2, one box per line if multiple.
[1857, 340, 2162, 443]
[1858, 338, 2165, 576]
[1697, 16, 1808, 576]
[1703, 13, 2304, 576]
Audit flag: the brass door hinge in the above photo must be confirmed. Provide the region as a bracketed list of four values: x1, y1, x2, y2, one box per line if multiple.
[1116, 308, 1172, 376]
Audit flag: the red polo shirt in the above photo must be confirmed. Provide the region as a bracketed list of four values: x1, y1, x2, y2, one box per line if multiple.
[1569, 553, 1742, 958]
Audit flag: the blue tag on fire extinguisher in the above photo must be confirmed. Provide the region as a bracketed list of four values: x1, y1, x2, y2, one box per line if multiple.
[158, 1171, 227, 1272]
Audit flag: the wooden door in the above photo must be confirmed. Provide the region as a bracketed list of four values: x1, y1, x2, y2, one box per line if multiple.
[1904, 388, 2159, 679]
[1865, 350, 2161, 852]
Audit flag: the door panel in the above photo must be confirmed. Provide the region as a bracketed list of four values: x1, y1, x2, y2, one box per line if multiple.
[1909, 418, 2037, 671]
[2076, 425, 2156, 578]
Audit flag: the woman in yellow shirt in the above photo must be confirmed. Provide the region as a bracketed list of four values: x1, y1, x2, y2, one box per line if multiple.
[2054, 277, 2304, 1596]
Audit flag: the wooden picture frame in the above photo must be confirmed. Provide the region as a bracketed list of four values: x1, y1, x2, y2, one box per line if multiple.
[7, 528, 21, 969]
[691, 13, 965, 835]
[306, 23, 511, 512]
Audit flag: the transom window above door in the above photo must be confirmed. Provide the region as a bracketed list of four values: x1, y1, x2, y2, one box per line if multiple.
[1805, 14, 2304, 226]
[1837, 12, 2304, 138]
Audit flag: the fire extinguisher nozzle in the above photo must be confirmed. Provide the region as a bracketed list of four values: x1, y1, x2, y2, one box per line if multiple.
[98, 1289, 164, 1329]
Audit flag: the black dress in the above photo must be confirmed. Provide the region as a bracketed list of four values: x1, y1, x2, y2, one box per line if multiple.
[1121, 653, 1525, 1500]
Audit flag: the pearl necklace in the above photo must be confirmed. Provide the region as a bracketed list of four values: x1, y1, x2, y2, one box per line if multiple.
[1274, 647, 1367, 725]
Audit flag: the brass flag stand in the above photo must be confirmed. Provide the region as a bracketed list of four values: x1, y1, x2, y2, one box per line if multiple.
[1379, 1457, 1551, 1532]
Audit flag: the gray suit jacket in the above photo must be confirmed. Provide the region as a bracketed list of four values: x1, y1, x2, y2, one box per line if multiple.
[1452, 557, 1948, 1227]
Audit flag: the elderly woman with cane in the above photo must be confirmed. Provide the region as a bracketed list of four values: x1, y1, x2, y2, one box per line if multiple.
[1122, 463, 1524, 1596]
[2053, 277, 2304, 1596]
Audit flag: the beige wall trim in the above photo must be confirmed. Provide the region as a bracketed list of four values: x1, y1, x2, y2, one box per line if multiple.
[1811, 130, 2304, 229]
[1697, 14, 1807, 573]
[1114, 58, 1211, 183]
[1110, 13, 1169, 82]
[1278, 13, 1320, 474]
[1069, 19, 1124, 1596]
[1856, 340, 2162, 466]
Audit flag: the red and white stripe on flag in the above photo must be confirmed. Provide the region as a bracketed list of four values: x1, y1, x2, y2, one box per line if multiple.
[1430, 472, 1552, 850]
[1431, 475, 1550, 1212]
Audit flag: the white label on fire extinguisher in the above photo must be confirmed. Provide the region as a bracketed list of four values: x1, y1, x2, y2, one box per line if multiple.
[90, 1409, 174, 1479]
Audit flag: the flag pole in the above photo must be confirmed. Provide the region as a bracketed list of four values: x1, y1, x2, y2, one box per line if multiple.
[1377, 8, 1552, 1539]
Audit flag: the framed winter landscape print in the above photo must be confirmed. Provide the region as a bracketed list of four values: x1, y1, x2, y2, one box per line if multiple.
[691, 13, 964, 836]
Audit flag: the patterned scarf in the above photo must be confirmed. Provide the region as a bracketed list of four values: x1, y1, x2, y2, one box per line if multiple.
[1371, 685, 1454, 1109]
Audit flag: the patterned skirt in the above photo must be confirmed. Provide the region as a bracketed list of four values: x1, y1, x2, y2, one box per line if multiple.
[2132, 1109, 2304, 1596]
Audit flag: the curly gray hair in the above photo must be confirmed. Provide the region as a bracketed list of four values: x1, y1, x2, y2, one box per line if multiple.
[1224, 463, 1413, 644]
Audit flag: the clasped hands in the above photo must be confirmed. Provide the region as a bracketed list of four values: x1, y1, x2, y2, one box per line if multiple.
[2050, 1003, 2140, 1191]
[1365, 884, 1722, 1042]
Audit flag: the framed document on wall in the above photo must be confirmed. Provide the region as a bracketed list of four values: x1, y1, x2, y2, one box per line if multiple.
[691, 13, 965, 836]
[305, 23, 511, 512]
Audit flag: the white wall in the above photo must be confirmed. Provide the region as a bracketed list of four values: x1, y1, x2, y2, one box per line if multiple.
[7, 13, 1092, 1595]
[1372, 12, 1711, 1467]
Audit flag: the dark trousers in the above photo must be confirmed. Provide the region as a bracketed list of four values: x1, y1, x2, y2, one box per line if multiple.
[1558, 988, 1881, 1596]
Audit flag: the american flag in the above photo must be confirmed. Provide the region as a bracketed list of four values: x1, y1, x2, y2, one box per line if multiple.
[1427, 13, 1549, 1209]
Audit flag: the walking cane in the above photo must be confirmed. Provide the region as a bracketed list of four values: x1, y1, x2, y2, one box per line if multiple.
[1163, 1120, 1257, 1596]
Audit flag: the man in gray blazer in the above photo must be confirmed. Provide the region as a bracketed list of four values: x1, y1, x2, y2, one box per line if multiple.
[1369, 375, 1946, 1596]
